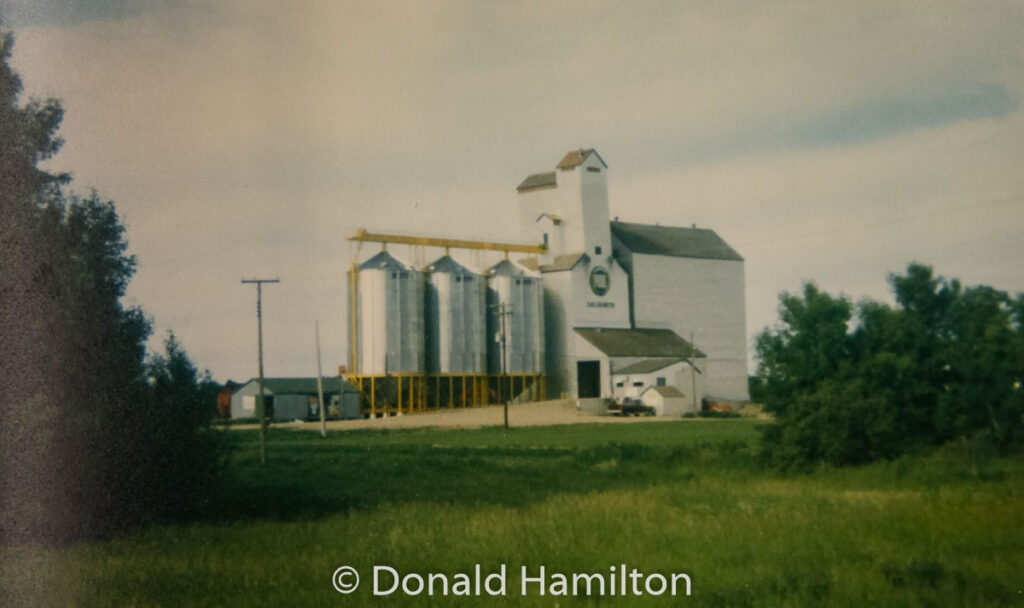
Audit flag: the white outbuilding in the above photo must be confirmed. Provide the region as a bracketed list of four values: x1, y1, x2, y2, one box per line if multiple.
[612, 357, 703, 409]
[640, 385, 693, 417]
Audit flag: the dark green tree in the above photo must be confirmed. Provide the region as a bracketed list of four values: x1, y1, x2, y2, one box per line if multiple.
[938, 285, 1022, 445]
[757, 263, 1024, 467]
[754, 282, 853, 417]
[1, 30, 225, 542]
[134, 332, 225, 522]
[0, 30, 70, 404]
[0, 29, 82, 541]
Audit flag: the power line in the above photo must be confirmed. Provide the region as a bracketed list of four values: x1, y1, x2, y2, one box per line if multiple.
[751, 231, 1024, 288]
[735, 192, 1023, 249]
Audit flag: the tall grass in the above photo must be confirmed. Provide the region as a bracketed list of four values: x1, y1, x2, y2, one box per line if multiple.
[2, 420, 1020, 606]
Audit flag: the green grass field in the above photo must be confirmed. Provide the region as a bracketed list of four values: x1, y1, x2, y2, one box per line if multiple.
[3, 419, 1021, 606]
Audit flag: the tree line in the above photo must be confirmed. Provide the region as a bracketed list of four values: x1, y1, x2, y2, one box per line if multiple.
[1, 31, 224, 542]
[753, 263, 1024, 467]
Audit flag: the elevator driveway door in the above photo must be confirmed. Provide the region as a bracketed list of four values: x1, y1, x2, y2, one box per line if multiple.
[576, 360, 601, 399]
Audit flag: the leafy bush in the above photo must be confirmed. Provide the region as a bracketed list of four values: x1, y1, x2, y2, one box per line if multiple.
[756, 264, 1024, 467]
[698, 409, 742, 419]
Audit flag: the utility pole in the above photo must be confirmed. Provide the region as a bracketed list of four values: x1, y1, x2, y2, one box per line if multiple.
[690, 331, 698, 415]
[315, 320, 326, 438]
[497, 302, 513, 429]
[242, 277, 279, 465]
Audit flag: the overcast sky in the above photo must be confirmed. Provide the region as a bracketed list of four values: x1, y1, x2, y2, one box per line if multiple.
[4, 1, 1022, 383]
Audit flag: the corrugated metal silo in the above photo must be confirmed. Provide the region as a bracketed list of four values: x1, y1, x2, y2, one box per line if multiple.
[356, 251, 425, 375]
[425, 255, 487, 374]
[486, 259, 545, 374]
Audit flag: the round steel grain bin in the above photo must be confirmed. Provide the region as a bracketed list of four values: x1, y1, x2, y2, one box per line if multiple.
[425, 255, 487, 374]
[357, 251, 425, 375]
[485, 259, 545, 374]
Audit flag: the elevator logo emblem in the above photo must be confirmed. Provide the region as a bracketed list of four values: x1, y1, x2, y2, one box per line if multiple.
[589, 266, 610, 296]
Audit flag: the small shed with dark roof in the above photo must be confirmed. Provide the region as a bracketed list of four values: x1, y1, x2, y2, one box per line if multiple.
[230, 377, 360, 420]
[640, 385, 694, 416]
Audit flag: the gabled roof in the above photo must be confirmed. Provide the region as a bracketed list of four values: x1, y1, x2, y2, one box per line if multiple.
[542, 253, 588, 272]
[518, 149, 606, 192]
[520, 252, 589, 273]
[613, 358, 685, 375]
[426, 255, 479, 276]
[642, 385, 686, 399]
[236, 377, 358, 395]
[611, 221, 743, 262]
[486, 258, 539, 278]
[557, 148, 607, 170]
[574, 328, 704, 358]
[360, 250, 418, 271]
[517, 171, 557, 192]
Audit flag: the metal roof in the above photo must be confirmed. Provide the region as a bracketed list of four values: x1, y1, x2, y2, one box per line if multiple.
[613, 358, 685, 375]
[426, 255, 478, 276]
[556, 148, 607, 170]
[516, 171, 557, 192]
[486, 258, 540, 278]
[520, 252, 589, 273]
[542, 253, 588, 272]
[235, 377, 358, 395]
[574, 328, 704, 358]
[611, 221, 743, 261]
[360, 250, 418, 271]
[518, 149, 607, 191]
[643, 385, 686, 399]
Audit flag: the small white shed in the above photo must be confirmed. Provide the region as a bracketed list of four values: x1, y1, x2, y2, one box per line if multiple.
[230, 377, 360, 421]
[640, 385, 693, 416]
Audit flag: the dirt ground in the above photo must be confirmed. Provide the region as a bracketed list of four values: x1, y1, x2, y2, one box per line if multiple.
[235, 399, 672, 432]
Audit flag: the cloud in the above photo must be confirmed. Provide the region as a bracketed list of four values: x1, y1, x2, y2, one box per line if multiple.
[2, 0, 143, 27]
[792, 83, 1018, 148]
[0, 0, 216, 28]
